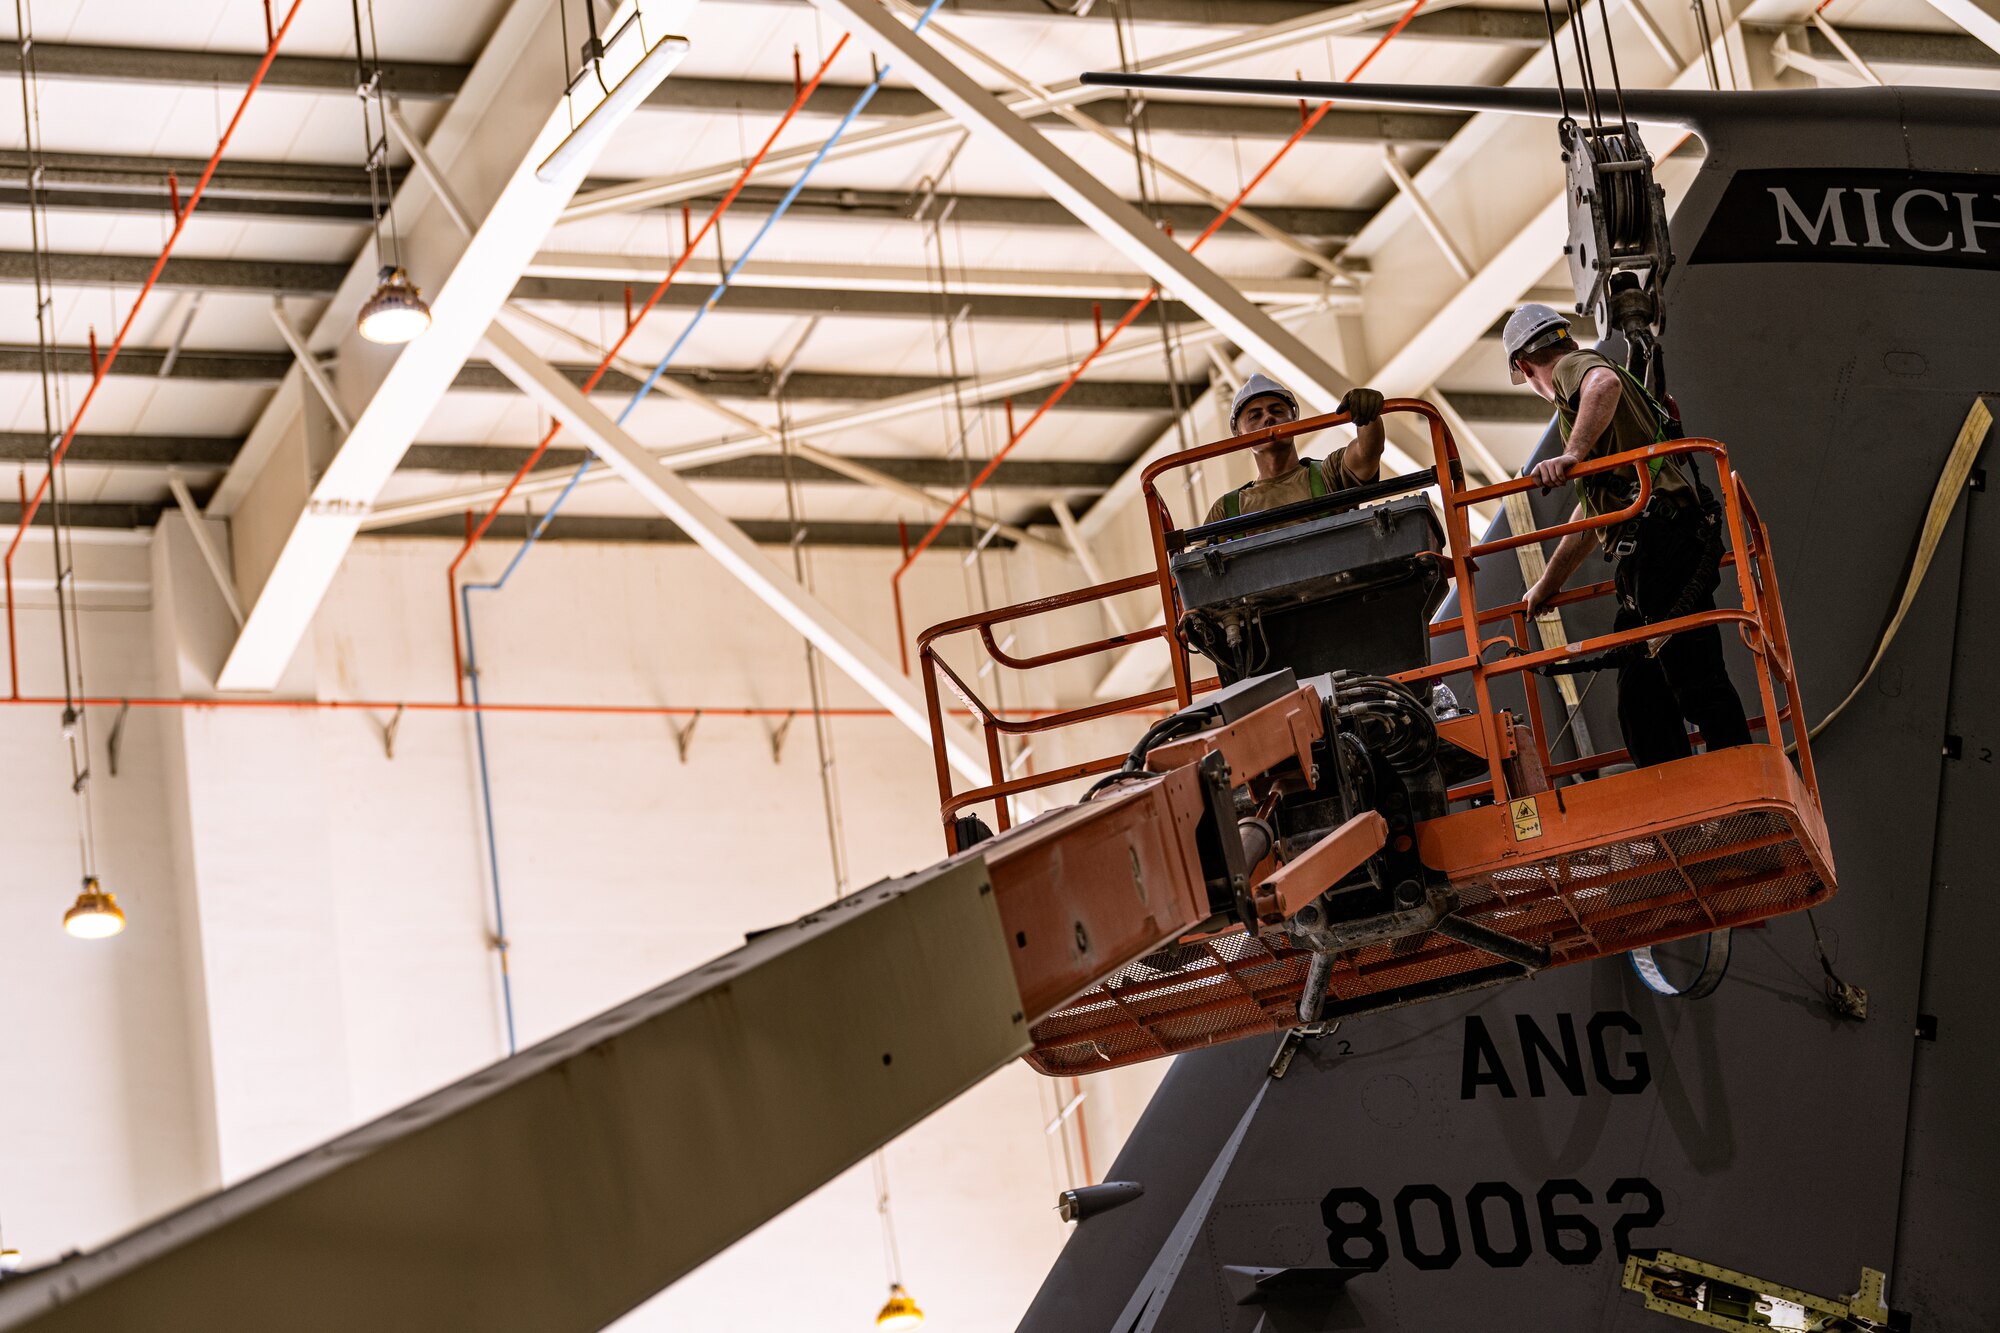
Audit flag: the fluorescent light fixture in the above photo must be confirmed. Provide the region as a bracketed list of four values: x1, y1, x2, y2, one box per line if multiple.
[537, 19, 691, 184]
[64, 876, 125, 940]
[357, 265, 433, 345]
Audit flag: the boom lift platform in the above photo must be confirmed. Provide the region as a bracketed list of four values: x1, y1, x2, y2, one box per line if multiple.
[919, 400, 1834, 1075]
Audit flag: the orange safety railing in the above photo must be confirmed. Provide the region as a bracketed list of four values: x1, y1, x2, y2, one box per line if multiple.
[917, 573, 1217, 845]
[918, 399, 1821, 846]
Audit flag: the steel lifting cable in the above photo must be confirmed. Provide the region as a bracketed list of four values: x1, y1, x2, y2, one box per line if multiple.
[1539, 0, 1572, 120]
[888, 0, 1432, 657]
[776, 334, 910, 1293]
[912, 152, 1023, 742]
[1534, 0, 1656, 266]
[918, 162, 999, 625]
[1593, 0, 1631, 131]
[1537, 0, 1638, 139]
[772, 319, 854, 905]
[1562, 0, 1604, 132]
[353, 0, 425, 279]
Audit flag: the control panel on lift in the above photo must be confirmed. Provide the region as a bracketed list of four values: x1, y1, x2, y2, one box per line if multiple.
[1170, 488, 1447, 683]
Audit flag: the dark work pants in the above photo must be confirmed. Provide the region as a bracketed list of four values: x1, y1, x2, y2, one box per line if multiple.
[1611, 505, 1754, 767]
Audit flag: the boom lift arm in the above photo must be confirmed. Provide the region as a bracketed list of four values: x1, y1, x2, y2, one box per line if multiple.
[0, 677, 1378, 1333]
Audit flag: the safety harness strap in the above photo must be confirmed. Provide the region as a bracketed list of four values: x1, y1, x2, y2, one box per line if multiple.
[1559, 358, 1694, 519]
[1223, 458, 1326, 520]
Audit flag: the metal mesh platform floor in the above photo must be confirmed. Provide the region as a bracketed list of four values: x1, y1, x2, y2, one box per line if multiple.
[1026, 805, 1831, 1076]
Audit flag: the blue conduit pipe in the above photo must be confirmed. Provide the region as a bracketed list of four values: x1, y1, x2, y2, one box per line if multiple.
[457, 7, 945, 1055]
[459, 464, 593, 1055]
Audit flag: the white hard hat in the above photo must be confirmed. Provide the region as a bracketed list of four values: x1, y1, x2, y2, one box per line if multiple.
[1230, 372, 1299, 433]
[1501, 303, 1573, 383]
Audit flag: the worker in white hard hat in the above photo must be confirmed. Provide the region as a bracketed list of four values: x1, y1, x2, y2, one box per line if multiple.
[1200, 372, 1387, 529]
[1505, 303, 1750, 768]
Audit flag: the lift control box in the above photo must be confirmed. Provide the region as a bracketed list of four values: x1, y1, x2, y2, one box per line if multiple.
[1169, 494, 1448, 679]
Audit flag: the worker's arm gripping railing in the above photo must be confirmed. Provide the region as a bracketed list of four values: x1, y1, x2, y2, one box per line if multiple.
[1438, 439, 1819, 810]
[917, 400, 1823, 849]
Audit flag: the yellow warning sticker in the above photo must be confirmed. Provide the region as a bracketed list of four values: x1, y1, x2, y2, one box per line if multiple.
[1510, 796, 1543, 841]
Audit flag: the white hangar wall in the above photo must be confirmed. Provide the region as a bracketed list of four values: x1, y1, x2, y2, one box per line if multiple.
[0, 520, 1169, 1331]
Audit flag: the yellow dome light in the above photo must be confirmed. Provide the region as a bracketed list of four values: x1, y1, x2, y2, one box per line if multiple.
[356, 265, 432, 345]
[875, 1284, 924, 1330]
[63, 877, 125, 940]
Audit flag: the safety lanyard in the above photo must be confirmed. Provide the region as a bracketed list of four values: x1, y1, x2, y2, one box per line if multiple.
[1561, 360, 1682, 516]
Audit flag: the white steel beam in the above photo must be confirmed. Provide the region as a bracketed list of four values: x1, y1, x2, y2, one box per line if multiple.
[1809, 13, 1886, 86]
[360, 298, 1334, 531]
[881, 0, 1350, 281]
[267, 300, 351, 434]
[808, 0, 1359, 418]
[1923, 0, 2000, 58]
[565, 0, 1453, 221]
[212, 0, 688, 692]
[522, 252, 1340, 305]
[480, 322, 990, 784]
[166, 472, 246, 627]
[504, 303, 1070, 556]
[1770, 27, 1873, 86]
[1379, 146, 1474, 281]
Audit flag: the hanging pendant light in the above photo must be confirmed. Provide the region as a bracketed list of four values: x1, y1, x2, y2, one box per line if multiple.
[875, 1284, 923, 1330]
[350, 0, 426, 347]
[357, 265, 431, 345]
[64, 876, 125, 939]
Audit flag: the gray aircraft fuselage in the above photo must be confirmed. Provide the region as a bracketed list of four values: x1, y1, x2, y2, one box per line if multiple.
[1022, 85, 1999, 1333]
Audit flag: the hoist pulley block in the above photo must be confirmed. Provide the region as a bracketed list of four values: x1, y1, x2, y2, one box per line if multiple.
[1563, 120, 1675, 344]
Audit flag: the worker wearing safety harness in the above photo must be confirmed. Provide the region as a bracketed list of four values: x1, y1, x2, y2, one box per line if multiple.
[1201, 373, 1387, 530]
[1509, 304, 1752, 768]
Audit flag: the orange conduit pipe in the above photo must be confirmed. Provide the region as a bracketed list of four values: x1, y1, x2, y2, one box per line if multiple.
[887, 0, 1429, 671]
[445, 35, 852, 704]
[4, 0, 307, 698]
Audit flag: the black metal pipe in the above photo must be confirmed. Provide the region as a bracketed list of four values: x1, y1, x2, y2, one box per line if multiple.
[1432, 913, 1553, 971]
[1073, 74, 1907, 135]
